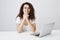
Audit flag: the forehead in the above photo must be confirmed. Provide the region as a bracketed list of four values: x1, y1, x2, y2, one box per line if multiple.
[23, 4, 29, 7]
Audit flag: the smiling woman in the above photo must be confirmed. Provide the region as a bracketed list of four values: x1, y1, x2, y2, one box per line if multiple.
[16, 2, 36, 33]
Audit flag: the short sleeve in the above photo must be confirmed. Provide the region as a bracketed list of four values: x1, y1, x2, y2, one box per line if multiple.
[16, 17, 21, 24]
[30, 19, 36, 24]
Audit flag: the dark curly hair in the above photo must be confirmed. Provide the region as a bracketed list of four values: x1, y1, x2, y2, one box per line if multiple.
[16, 2, 35, 20]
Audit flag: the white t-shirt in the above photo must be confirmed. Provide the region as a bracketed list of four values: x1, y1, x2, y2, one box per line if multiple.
[16, 17, 36, 32]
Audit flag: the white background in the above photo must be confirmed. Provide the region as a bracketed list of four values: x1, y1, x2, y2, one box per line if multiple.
[0, 0, 60, 31]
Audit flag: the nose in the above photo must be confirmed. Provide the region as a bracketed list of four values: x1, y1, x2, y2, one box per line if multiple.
[26, 9, 28, 12]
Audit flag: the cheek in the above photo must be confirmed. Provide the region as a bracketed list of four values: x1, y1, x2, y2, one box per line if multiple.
[28, 9, 30, 13]
[28, 9, 30, 12]
[23, 8, 26, 12]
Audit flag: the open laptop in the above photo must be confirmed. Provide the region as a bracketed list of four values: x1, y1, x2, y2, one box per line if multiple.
[31, 22, 55, 37]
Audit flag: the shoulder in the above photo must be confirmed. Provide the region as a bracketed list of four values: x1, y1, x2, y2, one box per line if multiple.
[16, 16, 22, 24]
[16, 16, 22, 20]
[16, 17, 20, 21]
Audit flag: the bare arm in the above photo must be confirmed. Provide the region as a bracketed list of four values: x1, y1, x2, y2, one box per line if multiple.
[19, 17, 25, 27]
[25, 16, 36, 32]
[16, 16, 25, 26]
[26, 17, 36, 27]
[16, 15, 26, 32]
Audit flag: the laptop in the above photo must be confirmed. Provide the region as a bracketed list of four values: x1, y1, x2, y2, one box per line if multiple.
[31, 22, 55, 37]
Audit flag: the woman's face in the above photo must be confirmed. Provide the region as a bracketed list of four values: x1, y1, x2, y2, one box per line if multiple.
[23, 4, 30, 15]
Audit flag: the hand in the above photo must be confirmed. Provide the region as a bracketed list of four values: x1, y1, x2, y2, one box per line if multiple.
[23, 14, 29, 19]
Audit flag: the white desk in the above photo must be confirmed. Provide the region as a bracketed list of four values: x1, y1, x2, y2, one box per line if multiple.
[0, 30, 60, 40]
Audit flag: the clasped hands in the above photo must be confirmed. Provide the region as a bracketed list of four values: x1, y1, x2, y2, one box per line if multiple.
[23, 14, 30, 25]
[23, 14, 29, 20]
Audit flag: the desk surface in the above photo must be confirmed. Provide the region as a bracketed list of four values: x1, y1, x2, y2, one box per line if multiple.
[0, 30, 60, 40]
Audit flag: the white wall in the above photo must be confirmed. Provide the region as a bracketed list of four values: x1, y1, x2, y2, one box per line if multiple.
[0, 0, 60, 31]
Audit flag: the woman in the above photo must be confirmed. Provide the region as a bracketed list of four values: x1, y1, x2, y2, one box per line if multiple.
[16, 2, 36, 33]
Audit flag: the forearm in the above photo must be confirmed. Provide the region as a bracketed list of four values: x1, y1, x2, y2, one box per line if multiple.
[19, 18, 25, 27]
[26, 18, 32, 27]
[26, 18, 36, 32]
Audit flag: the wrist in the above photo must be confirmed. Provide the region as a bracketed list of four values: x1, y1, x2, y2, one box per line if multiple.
[24, 14, 29, 17]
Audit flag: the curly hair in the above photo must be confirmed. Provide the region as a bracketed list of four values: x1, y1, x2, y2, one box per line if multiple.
[16, 2, 35, 20]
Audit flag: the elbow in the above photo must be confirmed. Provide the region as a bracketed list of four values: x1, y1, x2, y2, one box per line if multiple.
[16, 25, 22, 33]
